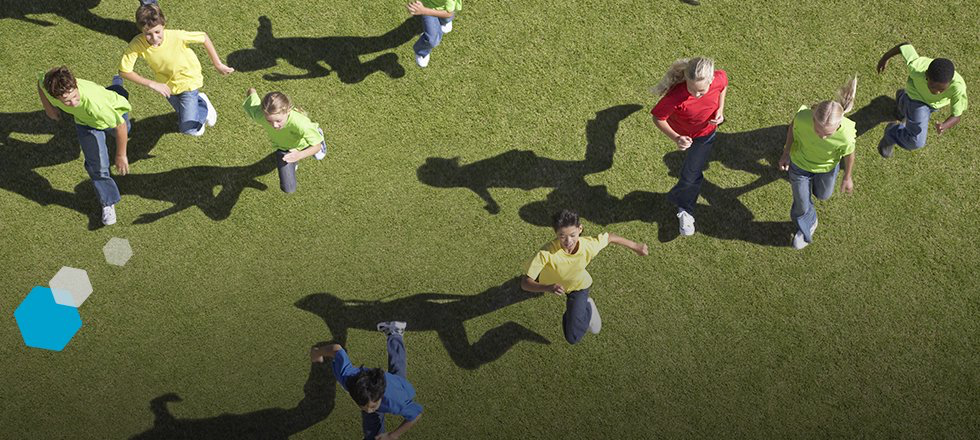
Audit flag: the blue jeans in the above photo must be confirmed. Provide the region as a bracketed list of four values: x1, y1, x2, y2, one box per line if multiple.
[413, 15, 453, 57]
[166, 89, 207, 135]
[883, 89, 938, 151]
[75, 84, 131, 207]
[361, 333, 407, 440]
[667, 131, 717, 214]
[788, 161, 839, 243]
[562, 288, 592, 345]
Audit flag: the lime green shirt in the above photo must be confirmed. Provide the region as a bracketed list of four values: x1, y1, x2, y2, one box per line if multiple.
[523, 233, 609, 292]
[38, 74, 131, 130]
[120, 29, 208, 95]
[422, 0, 462, 12]
[790, 106, 855, 174]
[243, 93, 324, 151]
[900, 44, 968, 116]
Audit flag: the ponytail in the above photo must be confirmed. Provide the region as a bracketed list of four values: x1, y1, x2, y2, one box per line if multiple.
[651, 57, 715, 96]
[812, 75, 858, 131]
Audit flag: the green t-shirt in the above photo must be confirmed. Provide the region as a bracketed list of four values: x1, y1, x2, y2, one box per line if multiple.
[243, 93, 325, 151]
[789, 105, 855, 174]
[38, 74, 131, 130]
[900, 44, 968, 116]
[422, 0, 462, 12]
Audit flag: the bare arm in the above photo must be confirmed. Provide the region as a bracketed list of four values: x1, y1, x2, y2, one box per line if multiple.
[120, 70, 172, 98]
[607, 233, 648, 256]
[382, 412, 422, 440]
[876, 42, 910, 73]
[709, 87, 727, 124]
[839, 153, 854, 194]
[37, 85, 60, 120]
[282, 144, 322, 163]
[114, 123, 130, 175]
[778, 120, 794, 171]
[310, 344, 342, 363]
[202, 34, 234, 75]
[653, 117, 691, 150]
[936, 115, 961, 135]
[520, 275, 563, 295]
[407, 1, 454, 18]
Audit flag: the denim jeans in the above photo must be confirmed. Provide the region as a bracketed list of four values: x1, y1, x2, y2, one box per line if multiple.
[667, 130, 717, 214]
[361, 333, 407, 440]
[75, 84, 131, 207]
[413, 15, 453, 57]
[562, 288, 592, 345]
[788, 161, 839, 243]
[883, 89, 938, 151]
[166, 89, 207, 135]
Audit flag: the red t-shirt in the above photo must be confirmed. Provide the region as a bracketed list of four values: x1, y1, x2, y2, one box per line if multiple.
[651, 70, 728, 138]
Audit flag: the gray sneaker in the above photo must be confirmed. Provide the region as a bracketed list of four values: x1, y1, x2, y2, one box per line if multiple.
[377, 321, 407, 335]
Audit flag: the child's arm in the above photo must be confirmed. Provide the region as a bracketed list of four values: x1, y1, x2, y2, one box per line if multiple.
[652, 117, 692, 150]
[200, 33, 235, 75]
[607, 233, 649, 256]
[282, 144, 321, 163]
[839, 153, 854, 194]
[120, 71, 172, 98]
[37, 85, 60, 121]
[778, 120, 794, 171]
[310, 344, 342, 363]
[406, 1, 454, 18]
[876, 42, 911, 73]
[709, 87, 727, 125]
[520, 275, 564, 296]
[935, 116, 961, 135]
[378, 413, 422, 440]
[113, 123, 130, 176]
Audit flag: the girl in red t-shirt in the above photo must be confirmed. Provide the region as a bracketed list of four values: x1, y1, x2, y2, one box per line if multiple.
[650, 57, 728, 236]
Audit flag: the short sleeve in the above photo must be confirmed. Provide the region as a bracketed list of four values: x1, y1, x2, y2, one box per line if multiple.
[899, 44, 919, 66]
[179, 30, 208, 44]
[950, 84, 968, 117]
[841, 126, 857, 156]
[444, 0, 458, 11]
[523, 252, 548, 281]
[714, 70, 729, 89]
[399, 401, 424, 421]
[298, 116, 325, 148]
[243, 92, 264, 123]
[119, 37, 143, 73]
[331, 348, 359, 390]
[651, 90, 682, 121]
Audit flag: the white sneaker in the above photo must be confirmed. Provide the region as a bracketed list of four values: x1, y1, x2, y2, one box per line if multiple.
[199, 92, 217, 127]
[677, 210, 695, 236]
[587, 298, 601, 334]
[102, 205, 117, 226]
[189, 124, 206, 137]
[377, 321, 407, 335]
[416, 54, 430, 68]
[314, 128, 327, 160]
[792, 219, 818, 250]
[441, 21, 453, 34]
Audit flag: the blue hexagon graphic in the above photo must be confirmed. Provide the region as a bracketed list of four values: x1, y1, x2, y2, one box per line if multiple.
[14, 286, 83, 351]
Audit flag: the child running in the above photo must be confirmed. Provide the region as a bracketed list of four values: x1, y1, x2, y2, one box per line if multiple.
[875, 42, 968, 158]
[777, 77, 858, 250]
[37, 67, 132, 226]
[311, 321, 423, 440]
[242, 88, 326, 194]
[119, 3, 233, 136]
[406, 0, 461, 68]
[520, 209, 648, 345]
[650, 57, 728, 236]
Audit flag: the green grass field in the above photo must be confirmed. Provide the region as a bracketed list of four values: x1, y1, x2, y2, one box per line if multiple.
[2, 0, 978, 438]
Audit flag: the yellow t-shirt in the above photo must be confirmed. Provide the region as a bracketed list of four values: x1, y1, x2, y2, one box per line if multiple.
[523, 233, 609, 292]
[119, 29, 207, 95]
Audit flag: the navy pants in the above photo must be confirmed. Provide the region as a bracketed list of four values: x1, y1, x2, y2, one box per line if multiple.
[667, 131, 717, 214]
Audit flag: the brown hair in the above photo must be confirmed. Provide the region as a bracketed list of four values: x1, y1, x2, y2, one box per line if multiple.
[261, 92, 293, 116]
[43, 66, 77, 98]
[136, 3, 166, 30]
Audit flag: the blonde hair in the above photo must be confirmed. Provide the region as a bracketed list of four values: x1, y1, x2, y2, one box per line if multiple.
[261, 92, 292, 116]
[811, 75, 857, 131]
[651, 57, 715, 95]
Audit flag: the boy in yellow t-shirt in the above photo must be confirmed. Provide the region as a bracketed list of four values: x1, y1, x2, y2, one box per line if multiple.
[520, 209, 648, 344]
[119, 3, 233, 137]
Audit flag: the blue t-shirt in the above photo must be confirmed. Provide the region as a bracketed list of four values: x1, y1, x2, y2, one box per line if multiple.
[332, 348, 423, 421]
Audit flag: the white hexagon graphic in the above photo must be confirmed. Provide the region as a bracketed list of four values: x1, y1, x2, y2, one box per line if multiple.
[49, 266, 93, 308]
[103, 237, 133, 266]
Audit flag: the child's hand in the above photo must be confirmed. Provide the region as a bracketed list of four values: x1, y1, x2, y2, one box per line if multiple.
[149, 81, 171, 98]
[875, 58, 889, 74]
[935, 122, 947, 135]
[634, 243, 649, 256]
[407, 1, 426, 15]
[674, 135, 693, 150]
[216, 63, 235, 75]
[778, 153, 791, 171]
[708, 112, 724, 125]
[246, 87, 257, 96]
[549, 284, 565, 296]
[310, 346, 324, 363]
[840, 176, 854, 194]
[114, 155, 129, 176]
[283, 150, 303, 163]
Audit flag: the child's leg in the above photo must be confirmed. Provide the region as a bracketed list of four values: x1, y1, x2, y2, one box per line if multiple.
[166, 90, 206, 135]
[387, 332, 407, 379]
[412, 15, 444, 57]
[788, 163, 816, 243]
[886, 93, 937, 151]
[75, 124, 121, 207]
[360, 412, 385, 440]
[562, 288, 592, 344]
[810, 163, 840, 202]
[275, 150, 298, 193]
[667, 131, 717, 214]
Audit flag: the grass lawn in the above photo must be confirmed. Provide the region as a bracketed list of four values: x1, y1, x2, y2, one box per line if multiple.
[1, 0, 977, 438]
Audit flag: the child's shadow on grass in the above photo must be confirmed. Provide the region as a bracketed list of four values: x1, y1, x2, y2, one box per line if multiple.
[227, 16, 421, 83]
[129, 362, 335, 440]
[295, 278, 549, 370]
[1, 0, 136, 42]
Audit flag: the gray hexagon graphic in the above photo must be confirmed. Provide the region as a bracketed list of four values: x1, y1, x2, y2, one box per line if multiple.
[103, 237, 133, 266]
[49, 266, 93, 308]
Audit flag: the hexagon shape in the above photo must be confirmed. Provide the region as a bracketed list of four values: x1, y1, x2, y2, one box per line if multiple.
[49, 266, 93, 307]
[103, 237, 133, 266]
[14, 286, 83, 351]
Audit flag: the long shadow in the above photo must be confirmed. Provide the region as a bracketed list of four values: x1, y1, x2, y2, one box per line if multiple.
[129, 362, 335, 440]
[0, 111, 172, 230]
[295, 278, 549, 370]
[227, 16, 421, 83]
[851, 94, 898, 137]
[1, 0, 137, 42]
